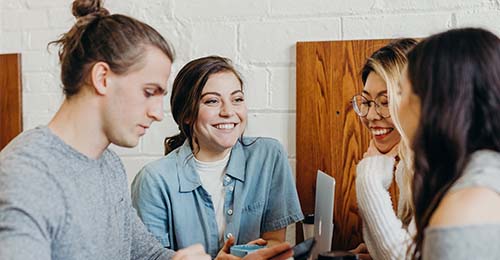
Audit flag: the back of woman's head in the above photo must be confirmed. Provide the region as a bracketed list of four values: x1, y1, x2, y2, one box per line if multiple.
[407, 27, 500, 259]
[50, 0, 174, 98]
[164, 56, 243, 155]
[361, 38, 418, 225]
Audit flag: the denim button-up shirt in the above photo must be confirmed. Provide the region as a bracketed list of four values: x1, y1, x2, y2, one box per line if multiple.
[131, 137, 304, 258]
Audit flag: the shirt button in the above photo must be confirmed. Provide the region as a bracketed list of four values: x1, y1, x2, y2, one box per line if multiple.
[224, 176, 231, 182]
[228, 186, 234, 192]
[227, 209, 233, 215]
[226, 233, 233, 239]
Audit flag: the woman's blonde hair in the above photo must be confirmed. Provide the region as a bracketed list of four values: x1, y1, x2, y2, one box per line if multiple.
[361, 38, 418, 226]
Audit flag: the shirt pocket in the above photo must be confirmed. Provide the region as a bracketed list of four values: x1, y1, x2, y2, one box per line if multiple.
[239, 200, 265, 242]
[242, 200, 265, 215]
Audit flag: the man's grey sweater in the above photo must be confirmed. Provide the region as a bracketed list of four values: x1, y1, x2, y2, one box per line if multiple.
[0, 126, 175, 260]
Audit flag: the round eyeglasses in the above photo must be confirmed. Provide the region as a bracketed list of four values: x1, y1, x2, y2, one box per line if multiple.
[351, 94, 391, 118]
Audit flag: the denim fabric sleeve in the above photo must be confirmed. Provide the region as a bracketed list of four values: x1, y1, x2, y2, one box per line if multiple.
[261, 143, 304, 233]
[131, 167, 172, 248]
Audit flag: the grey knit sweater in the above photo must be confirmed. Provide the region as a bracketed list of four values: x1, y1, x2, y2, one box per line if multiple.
[422, 150, 500, 260]
[0, 126, 175, 260]
[423, 150, 500, 260]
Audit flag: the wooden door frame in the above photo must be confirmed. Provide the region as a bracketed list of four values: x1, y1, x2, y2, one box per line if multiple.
[0, 53, 23, 150]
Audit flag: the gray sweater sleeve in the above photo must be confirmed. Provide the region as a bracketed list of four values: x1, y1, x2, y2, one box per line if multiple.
[130, 206, 176, 260]
[0, 127, 176, 260]
[0, 160, 66, 260]
[423, 225, 500, 260]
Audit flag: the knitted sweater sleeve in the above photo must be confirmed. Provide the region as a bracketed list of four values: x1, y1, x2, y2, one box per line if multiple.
[356, 156, 412, 260]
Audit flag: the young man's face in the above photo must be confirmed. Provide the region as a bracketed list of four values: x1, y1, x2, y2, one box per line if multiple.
[103, 46, 172, 148]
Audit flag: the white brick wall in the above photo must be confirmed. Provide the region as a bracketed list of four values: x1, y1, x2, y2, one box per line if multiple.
[342, 13, 453, 39]
[2, 0, 500, 244]
[240, 19, 342, 64]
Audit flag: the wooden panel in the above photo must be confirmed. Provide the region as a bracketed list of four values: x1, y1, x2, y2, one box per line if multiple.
[0, 53, 22, 150]
[296, 40, 399, 250]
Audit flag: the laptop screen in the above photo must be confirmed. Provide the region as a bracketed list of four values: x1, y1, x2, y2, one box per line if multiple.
[312, 170, 336, 259]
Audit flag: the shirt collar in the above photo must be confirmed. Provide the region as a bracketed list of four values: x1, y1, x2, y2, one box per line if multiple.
[176, 139, 247, 192]
[225, 140, 246, 182]
[176, 140, 201, 192]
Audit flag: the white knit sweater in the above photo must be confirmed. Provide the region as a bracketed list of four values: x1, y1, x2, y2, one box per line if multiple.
[356, 155, 415, 260]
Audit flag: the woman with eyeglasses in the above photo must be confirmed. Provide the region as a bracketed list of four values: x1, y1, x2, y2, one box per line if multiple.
[350, 39, 418, 260]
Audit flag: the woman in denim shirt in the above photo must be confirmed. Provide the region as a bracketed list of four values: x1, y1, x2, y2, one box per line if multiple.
[131, 56, 304, 258]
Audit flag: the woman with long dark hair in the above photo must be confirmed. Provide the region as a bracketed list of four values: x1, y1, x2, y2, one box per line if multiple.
[398, 28, 500, 259]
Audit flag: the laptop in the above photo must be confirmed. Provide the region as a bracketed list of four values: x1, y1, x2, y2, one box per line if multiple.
[311, 170, 336, 260]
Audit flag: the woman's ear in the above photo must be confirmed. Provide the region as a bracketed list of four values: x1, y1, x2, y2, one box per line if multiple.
[91, 61, 111, 95]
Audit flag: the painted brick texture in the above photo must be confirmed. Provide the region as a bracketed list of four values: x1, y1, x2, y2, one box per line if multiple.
[1, 0, 499, 244]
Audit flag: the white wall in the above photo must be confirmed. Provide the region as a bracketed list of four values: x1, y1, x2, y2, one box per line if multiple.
[1, 0, 500, 241]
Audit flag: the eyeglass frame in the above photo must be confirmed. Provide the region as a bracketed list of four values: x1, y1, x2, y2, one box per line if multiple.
[351, 94, 391, 118]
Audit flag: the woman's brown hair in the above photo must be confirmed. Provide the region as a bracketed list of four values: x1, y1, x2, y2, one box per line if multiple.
[164, 56, 243, 155]
[50, 0, 174, 97]
[409, 28, 500, 259]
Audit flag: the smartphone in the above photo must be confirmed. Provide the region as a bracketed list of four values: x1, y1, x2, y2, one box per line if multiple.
[293, 238, 316, 260]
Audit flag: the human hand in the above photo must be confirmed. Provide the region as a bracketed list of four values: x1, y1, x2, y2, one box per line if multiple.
[215, 236, 291, 260]
[246, 238, 268, 246]
[349, 243, 372, 260]
[243, 242, 292, 260]
[172, 244, 210, 260]
[363, 140, 398, 158]
[215, 236, 239, 260]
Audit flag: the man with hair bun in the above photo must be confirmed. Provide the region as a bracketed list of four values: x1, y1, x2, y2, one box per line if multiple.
[0, 1, 292, 259]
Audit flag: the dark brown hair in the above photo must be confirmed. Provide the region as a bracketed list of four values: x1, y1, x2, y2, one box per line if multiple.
[50, 0, 174, 97]
[408, 28, 500, 259]
[164, 56, 243, 155]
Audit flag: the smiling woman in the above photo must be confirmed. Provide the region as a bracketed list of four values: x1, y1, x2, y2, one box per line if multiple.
[192, 71, 247, 161]
[352, 39, 419, 260]
[354, 71, 400, 153]
[131, 56, 304, 258]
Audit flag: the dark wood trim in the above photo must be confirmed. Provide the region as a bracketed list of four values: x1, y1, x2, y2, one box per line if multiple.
[296, 40, 400, 250]
[0, 53, 23, 150]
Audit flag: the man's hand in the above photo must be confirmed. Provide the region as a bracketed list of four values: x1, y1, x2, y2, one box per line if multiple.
[172, 244, 210, 260]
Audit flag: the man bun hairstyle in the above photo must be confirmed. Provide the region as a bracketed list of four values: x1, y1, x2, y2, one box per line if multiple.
[50, 0, 174, 98]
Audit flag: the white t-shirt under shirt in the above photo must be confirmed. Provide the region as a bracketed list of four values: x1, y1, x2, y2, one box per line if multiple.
[194, 152, 231, 244]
